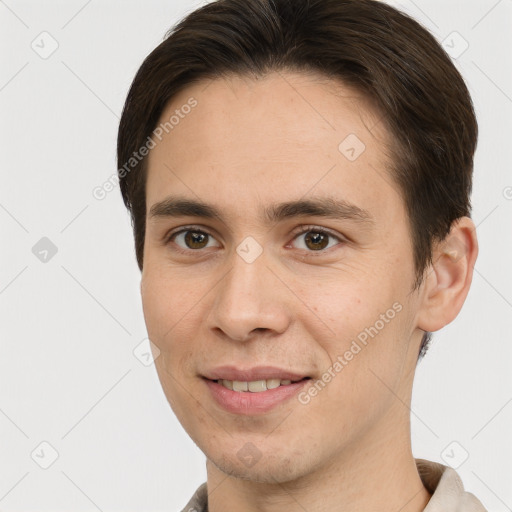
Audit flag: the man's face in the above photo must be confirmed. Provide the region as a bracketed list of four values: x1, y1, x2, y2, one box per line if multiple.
[141, 72, 426, 482]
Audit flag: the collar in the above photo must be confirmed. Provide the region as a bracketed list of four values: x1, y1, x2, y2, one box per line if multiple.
[180, 458, 487, 512]
[416, 458, 487, 511]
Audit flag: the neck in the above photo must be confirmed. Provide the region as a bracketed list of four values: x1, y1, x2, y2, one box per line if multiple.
[206, 409, 431, 512]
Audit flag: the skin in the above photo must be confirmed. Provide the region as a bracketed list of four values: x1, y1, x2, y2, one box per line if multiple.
[140, 71, 478, 512]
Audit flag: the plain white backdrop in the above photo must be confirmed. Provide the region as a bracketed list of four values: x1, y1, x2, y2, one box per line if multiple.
[1, 0, 511, 510]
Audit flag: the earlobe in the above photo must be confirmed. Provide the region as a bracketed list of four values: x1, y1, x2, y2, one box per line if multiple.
[417, 217, 479, 332]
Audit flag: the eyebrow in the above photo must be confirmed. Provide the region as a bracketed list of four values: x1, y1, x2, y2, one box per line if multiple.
[148, 195, 374, 227]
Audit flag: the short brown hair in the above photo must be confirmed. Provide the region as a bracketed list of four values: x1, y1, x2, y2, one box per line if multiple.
[117, 0, 478, 359]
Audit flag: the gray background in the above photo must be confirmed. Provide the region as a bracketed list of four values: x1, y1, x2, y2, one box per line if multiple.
[1, 0, 511, 510]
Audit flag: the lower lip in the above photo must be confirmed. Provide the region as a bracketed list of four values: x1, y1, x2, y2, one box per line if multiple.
[204, 378, 310, 415]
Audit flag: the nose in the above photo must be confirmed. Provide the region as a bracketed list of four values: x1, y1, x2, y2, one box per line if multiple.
[206, 246, 291, 342]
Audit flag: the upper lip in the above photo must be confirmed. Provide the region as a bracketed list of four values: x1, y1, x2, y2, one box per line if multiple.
[203, 365, 310, 382]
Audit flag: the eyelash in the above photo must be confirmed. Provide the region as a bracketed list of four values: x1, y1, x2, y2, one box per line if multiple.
[164, 224, 345, 256]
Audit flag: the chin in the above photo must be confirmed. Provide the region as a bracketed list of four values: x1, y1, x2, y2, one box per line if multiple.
[206, 443, 314, 484]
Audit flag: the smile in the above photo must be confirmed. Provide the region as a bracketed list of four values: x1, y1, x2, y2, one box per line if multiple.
[216, 377, 308, 392]
[204, 377, 311, 415]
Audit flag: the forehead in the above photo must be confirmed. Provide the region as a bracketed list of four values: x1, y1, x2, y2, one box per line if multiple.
[152, 71, 384, 156]
[145, 71, 401, 225]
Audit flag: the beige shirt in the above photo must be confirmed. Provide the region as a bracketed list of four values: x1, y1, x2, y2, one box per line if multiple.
[180, 459, 487, 512]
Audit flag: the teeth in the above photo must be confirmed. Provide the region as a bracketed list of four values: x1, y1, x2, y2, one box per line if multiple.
[232, 380, 248, 392]
[217, 378, 300, 392]
[248, 380, 266, 392]
[222, 379, 233, 390]
[266, 378, 281, 389]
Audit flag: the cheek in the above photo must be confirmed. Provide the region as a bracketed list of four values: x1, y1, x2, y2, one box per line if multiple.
[301, 271, 401, 341]
[306, 272, 412, 387]
[141, 274, 185, 390]
[141, 263, 195, 340]
[140, 264, 212, 382]
[309, 303, 411, 438]
[141, 269, 202, 409]
[141, 273, 169, 342]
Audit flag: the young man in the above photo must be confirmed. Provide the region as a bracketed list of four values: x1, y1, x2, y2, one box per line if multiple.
[117, 0, 486, 510]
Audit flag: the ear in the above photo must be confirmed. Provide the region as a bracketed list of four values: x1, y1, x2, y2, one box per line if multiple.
[416, 216, 479, 333]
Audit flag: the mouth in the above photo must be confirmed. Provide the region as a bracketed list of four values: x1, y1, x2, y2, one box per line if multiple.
[203, 376, 311, 393]
[202, 375, 312, 415]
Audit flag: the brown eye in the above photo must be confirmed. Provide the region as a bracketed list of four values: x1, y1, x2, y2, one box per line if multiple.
[167, 228, 220, 252]
[303, 231, 330, 251]
[290, 226, 344, 253]
[184, 230, 209, 249]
